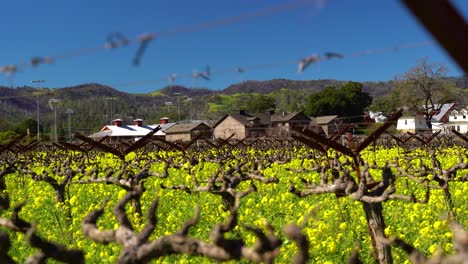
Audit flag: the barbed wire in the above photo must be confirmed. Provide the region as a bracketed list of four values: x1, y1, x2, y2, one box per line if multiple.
[0, 0, 324, 77]
[0, 0, 438, 99]
[0, 39, 434, 100]
[110, 40, 433, 88]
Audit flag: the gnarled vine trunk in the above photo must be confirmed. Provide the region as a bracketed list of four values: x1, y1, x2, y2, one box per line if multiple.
[363, 202, 393, 264]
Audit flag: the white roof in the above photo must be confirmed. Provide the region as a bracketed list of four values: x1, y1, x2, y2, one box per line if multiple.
[94, 123, 177, 137]
[431, 103, 456, 122]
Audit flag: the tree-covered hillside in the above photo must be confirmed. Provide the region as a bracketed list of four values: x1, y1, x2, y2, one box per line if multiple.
[0, 76, 466, 141]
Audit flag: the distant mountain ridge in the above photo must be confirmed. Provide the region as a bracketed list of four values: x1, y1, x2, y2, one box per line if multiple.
[222, 79, 346, 95]
[0, 77, 466, 134]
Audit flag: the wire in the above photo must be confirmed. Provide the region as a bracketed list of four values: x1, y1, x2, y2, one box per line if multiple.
[0, 40, 435, 99]
[0, 0, 437, 94]
[110, 40, 434, 88]
[0, 0, 324, 75]
[155, 0, 322, 38]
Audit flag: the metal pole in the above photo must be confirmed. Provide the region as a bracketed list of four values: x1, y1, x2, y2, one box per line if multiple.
[37, 89, 40, 141]
[106, 97, 116, 124]
[54, 104, 57, 142]
[65, 109, 73, 142]
[174, 92, 181, 122]
[68, 110, 71, 142]
[49, 98, 61, 142]
[187, 98, 193, 122]
[32, 80, 45, 142]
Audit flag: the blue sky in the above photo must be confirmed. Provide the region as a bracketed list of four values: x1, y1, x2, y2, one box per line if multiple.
[1, 0, 467, 93]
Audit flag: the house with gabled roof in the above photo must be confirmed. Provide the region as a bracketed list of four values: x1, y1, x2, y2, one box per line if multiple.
[446, 107, 468, 133]
[88, 118, 176, 141]
[309, 115, 342, 136]
[395, 103, 456, 134]
[164, 122, 213, 142]
[213, 110, 270, 140]
[396, 115, 429, 133]
[270, 111, 311, 137]
[430, 103, 456, 133]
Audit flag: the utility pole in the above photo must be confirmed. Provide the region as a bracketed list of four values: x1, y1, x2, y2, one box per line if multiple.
[106, 97, 117, 124]
[186, 98, 193, 122]
[31, 80, 45, 142]
[65, 109, 73, 142]
[174, 92, 181, 122]
[48, 98, 61, 142]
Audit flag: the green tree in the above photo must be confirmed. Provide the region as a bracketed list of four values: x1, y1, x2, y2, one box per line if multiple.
[305, 86, 340, 116]
[206, 93, 276, 116]
[270, 88, 308, 112]
[340, 81, 373, 117]
[13, 118, 43, 135]
[304, 82, 372, 119]
[246, 94, 276, 113]
[0, 119, 11, 132]
[367, 92, 400, 115]
[0, 130, 17, 144]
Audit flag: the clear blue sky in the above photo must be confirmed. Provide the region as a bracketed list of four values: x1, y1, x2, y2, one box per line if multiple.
[1, 0, 467, 93]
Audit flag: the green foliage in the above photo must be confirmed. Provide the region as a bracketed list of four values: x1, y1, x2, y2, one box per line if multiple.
[207, 93, 276, 114]
[245, 94, 275, 112]
[0, 118, 11, 132]
[269, 88, 308, 112]
[362, 122, 396, 135]
[2, 76, 467, 136]
[368, 92, 400, 115]
[0, 130, 17, 144]
[304, 82, 372, 118]
[12, 118, 43, 135]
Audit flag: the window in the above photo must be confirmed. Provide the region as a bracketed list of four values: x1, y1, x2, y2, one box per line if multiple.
[463, 115, 466, 119]
[454, 115, 458, 119]
[404, 120, 407, 125]
[457, 126, 461, 131]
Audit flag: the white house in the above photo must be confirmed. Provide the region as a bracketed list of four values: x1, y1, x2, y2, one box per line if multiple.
[429, 103, 456, 133]
[396, 115, 428, 133]
[88, 118, 176, 141]
[396, 103, 456, 134]
[368, 111, 387, 123]
[446, 108, 468, 133]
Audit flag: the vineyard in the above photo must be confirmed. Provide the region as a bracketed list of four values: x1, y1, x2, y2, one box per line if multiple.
[1, 116, 468, 263]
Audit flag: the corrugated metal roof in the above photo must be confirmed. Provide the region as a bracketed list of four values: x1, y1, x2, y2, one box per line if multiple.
[99, 125, 158, 137]
[431, 103, 456, 122]
[89, 123, 177, 138]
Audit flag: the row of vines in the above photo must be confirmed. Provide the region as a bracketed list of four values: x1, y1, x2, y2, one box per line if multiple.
[0, 115, 467, 263]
